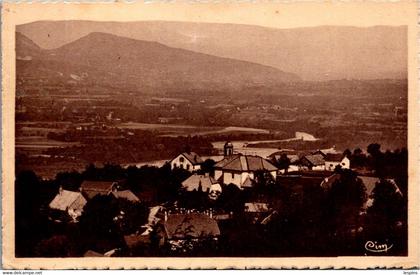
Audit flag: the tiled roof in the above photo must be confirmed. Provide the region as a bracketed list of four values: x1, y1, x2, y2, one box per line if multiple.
[49, 190, 87, 212]
[163, 213, 220, 240]
[303, 154, 325, 166]
[181, 174, 217, 192]
[242, 176, 254, 188]
[111, 190, 140, 202]
[324, 153, 344, 162]
[81, 180, 117, 199]
[214, 155, 237, 168]
[182, 152, 203, 165]
[215, 155, 278, 172]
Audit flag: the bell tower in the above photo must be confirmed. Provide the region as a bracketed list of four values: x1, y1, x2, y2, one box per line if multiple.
[224, 141, 234, 157]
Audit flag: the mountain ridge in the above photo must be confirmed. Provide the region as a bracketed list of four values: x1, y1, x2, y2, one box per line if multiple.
[16, 31, 300, 93]
[17, 21, 407, 81]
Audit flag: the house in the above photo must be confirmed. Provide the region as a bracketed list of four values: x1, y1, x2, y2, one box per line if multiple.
[80, 180, 119, 199]
[155, 213, 220, 252]
[214, 154, 278, 189]
[170, 152, 203, 172]
[111, 190, 140, 203]
[244, 202, 271, 224]
[324, 153, 350, 171]
[181, 174, 218, 192]
[268, 150, 300, 173]
[300, 154, 325, 171]
[49, 187, 87, 220]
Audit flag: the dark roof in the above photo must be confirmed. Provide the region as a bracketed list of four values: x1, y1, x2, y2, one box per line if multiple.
[111, 190, 140, 202]
[163, 213, 220, 240]
[302, 154, 325, 166]
[242, 176, 254, 188]
[324, 153, 344, 162]
[181, 152, 203, 165]
[215, 155, 278, 172]
[124, 234, 150, 248]
[80, 180, 117, 199]
[269, 153, 300, 164]
[181, 174, 218, 192]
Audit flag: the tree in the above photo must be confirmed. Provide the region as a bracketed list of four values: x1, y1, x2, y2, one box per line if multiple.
[367, 179, 405, 232]
[343, 149, 352, 158]
[200, 159, 216, 177]
[367, 143, 381, 157]
[365, 179, 407, 255]
[78, 195, 123, 253]
[216, 184, 244, 213]
[353, 148, 362, 156]
[323, 169, 367, 243]
[15, 170, 51, 257]
[114, 198, 149, 235]
[276, 154, 291, 172]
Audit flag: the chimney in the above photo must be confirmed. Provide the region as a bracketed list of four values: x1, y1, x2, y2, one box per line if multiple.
[59, 185, 63, 195]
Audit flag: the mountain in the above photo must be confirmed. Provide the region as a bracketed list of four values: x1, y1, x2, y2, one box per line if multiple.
[16, 32, 41, 59]
[16, 32, 300, 93]
[16, 21, 407, 81]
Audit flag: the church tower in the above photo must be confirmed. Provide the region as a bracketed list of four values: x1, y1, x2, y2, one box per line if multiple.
[224, 141, 234, 157]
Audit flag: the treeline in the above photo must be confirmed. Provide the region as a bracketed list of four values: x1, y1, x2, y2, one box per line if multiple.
[44, 131, 216, 164]
[15, 163, 192, 257]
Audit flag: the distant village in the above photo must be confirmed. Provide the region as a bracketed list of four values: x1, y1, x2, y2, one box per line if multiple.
[19, 140, 406, 257]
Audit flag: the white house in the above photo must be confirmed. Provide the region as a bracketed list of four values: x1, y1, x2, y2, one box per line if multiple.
[324, 154, 350, 171]
[170, 152, 203, 172]
[49, 187, 87, 220]
[214, 154, 278, 189]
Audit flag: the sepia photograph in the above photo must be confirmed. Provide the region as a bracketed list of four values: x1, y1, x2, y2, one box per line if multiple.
[2, 1, 419, 269]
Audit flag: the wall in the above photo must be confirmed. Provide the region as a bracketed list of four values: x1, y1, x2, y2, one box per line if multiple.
[170, 154, 198, 172]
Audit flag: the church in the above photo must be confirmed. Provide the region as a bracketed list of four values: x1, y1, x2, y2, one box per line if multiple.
[214, 142, 279, 189]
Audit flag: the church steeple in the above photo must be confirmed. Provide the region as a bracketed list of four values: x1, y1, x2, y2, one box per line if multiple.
[224, 141, 234, 157]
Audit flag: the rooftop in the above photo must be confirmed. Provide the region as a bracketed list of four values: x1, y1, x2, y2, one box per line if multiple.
[163, 213, 220, 240]
[215, 155, 278, 172]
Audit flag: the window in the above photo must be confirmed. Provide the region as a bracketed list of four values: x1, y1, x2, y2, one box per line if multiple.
[231, 173, 235, 179]
[186, 164, 191, 170]
[180, 164, 184, 169]
[179, 157, 185, 163]
[342, 162, 345, 166]
[173, 163, 177, 168]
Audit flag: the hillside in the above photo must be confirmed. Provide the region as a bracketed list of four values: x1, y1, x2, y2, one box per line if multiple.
[17, 21, 407, 81]
[16, 31, 299, 93]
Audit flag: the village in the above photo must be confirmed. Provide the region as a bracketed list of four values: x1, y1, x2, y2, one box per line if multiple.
[15, 139, 408, 257]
